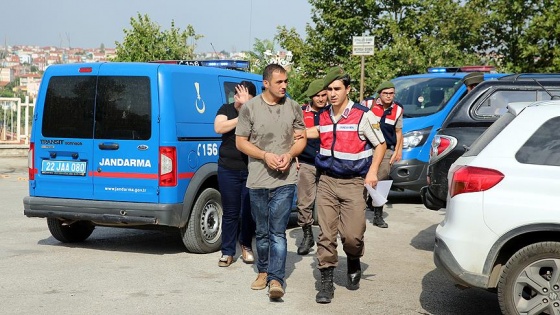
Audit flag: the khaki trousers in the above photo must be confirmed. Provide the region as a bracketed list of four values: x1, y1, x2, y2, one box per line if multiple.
[296, 162, 318, 226]
[316, 174, 367, 269]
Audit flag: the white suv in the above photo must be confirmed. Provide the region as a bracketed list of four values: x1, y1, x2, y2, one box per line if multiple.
[434, 100, 560, 315]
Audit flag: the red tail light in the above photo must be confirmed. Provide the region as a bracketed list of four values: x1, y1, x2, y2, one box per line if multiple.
[159, 146, 177, 187]
[28, 142, 35, 180]
[449, 166, 504, 197]
[430, 135, 456, 161]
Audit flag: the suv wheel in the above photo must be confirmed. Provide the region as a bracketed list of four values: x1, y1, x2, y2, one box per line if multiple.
[180, 188, 222, 253]
[498, 242, 560, 314]
[47, 218, 95, 243]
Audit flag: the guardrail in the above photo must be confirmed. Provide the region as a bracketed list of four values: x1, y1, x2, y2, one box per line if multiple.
[0, 96, 34, 145]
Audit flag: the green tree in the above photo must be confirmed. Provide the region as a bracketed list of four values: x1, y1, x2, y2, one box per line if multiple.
[114, 13, 202, 62]
[480, 0, 560, 72]
[246, 38, 276, 74]
[276, 0, 490, 98]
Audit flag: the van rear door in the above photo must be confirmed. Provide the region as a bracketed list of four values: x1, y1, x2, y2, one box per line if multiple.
[92, 64, 159, 203]
[33, 64, 98, 199]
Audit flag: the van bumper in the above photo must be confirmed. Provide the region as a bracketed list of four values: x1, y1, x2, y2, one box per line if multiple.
[433, 236, 490, 289]
[390, 159, 428, 192]
[23, 196, 183, 227]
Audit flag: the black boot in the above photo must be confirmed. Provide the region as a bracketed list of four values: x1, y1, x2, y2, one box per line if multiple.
[347, 257, 361, 290]
[297, 225, 315, 255]
[316, 267, 335, 303]
[373, 206, 388, 228]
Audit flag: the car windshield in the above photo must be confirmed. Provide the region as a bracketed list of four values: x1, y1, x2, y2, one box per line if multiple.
[393, 77, 464, 118]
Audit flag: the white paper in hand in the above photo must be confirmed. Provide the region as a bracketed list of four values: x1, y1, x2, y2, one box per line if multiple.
[365, 180, 393, 207]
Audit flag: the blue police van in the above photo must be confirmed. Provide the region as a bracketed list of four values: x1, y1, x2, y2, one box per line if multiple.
[23, 60, 262, 253]
[389, 66, 505, 192]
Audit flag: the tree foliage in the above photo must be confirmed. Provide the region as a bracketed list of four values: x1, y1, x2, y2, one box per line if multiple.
[114, 13, 202, 62]
[274, 0, 560, 101]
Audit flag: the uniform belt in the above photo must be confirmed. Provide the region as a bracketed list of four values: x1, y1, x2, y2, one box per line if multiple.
[319, 170, 361, 179]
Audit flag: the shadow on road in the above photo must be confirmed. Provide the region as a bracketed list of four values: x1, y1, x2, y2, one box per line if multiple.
[420, 268, 501, 315]
[38, 226, 187, 255]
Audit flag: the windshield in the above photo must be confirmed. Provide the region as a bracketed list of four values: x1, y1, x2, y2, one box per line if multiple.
[393, 77, 464, 118]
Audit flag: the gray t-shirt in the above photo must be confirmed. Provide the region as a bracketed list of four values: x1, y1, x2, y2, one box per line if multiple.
[236, 95, 305, 189]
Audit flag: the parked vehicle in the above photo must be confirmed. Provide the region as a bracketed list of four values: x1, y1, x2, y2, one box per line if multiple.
[422, 74, 560, 210]
[23, 60, 263, 253]
[434, 100, 560, 314]
[390, 67, 505, 192]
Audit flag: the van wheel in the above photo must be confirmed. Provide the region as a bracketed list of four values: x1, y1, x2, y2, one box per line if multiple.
[498, 242, 560, 315]
[47, 218, 95, 243]
[180, 188, 222, 253]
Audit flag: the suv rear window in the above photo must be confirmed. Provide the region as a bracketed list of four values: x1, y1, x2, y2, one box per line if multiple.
[516, 116, 560, 166]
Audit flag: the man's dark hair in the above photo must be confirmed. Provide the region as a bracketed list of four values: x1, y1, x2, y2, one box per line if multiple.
[263, 64, 286, 82]
[339, 74, 351, 88]
[239, 80, 257, 97]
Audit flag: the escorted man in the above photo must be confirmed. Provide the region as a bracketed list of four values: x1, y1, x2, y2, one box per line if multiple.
[361, 81, 403, 228]
[236, 63, 307, 300]
[307, 67, 386, 304]
[296, 79, 328, 255]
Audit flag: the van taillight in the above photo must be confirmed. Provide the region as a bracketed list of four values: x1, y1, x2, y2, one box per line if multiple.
[28, 142, 36, 180]
[449, 166, 504, 197]
[159, 146, 177, 187]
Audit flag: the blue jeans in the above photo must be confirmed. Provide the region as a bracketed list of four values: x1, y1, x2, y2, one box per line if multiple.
[218, 166, 255, 256]
[249, 184, 295, 286]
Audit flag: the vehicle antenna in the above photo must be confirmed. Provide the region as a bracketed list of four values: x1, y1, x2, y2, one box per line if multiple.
[532, 78, 560, 100]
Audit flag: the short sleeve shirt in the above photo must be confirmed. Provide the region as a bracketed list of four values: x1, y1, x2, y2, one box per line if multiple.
[236, 95, 305, 189]
[216, 103, 248, 170]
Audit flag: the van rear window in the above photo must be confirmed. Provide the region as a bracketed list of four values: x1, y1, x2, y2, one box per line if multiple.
[43, 76, 96, 138]
[42, 76, 151, 140]
[95, 76, 151, 140]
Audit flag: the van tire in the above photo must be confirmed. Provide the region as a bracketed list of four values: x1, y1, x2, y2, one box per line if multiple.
[47, 218, 95, 243]
[181, 188, 222, 253]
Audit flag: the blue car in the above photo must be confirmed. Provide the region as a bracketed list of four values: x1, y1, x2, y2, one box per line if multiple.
[389, 67, 506, 192]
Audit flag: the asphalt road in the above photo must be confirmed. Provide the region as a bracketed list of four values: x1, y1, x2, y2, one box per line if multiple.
[0, 156, 502, 315]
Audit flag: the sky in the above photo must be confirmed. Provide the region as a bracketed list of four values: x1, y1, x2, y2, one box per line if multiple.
[1, 0, 313, 53]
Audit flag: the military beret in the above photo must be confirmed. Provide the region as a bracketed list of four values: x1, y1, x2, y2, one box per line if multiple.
[462, 72, 484, 86]
[305, 79, 326, 98]
[376, 81, 395, 93]
[323, 66, 347, 87]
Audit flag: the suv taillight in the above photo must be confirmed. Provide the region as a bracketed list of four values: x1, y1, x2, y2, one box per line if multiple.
[449, 166, 504, 197]
[28, 142, 35, 180]
[430, 135, 457, 162]
[159, 146, 177, 187]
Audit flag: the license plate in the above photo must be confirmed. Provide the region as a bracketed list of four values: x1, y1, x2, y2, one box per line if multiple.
[41, 160, 87, 176]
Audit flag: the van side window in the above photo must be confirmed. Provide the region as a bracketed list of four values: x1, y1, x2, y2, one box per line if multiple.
[43, 76, 96, 138]
[95, 76, 151, 140]
[516, 116, 560, 166]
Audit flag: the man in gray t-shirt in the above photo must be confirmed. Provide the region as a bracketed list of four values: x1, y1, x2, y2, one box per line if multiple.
[236, 64, 306, 300]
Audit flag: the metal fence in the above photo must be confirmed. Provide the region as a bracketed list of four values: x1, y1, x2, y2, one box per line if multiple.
[0, 96, 34, 145]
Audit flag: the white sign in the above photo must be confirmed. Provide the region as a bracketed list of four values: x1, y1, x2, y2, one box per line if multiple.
[353, 46, 375, 55]
[353, 36, 375, 46]
[352, 36, 375, 56]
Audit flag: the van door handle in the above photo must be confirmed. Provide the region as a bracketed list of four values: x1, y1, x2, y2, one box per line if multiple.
[99, 143, 119, 150]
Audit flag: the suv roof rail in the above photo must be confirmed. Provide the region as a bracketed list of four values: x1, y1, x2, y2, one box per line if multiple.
[498, 73, 560, 82]
[150, 59, 250, 71]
